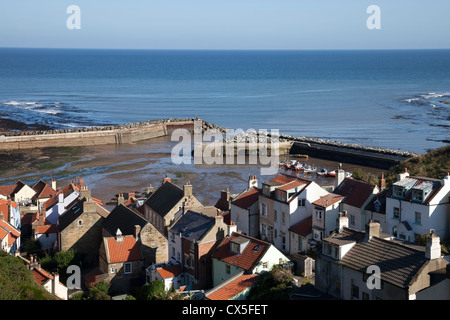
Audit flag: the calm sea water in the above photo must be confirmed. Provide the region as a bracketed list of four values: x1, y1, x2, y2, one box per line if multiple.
[0, 48, 449, 153]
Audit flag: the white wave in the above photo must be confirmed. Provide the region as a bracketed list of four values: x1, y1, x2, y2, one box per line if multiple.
[420, 92, 450, 99]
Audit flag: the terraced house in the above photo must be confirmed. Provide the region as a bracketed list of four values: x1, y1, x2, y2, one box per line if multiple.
[386, 170, 450, 241]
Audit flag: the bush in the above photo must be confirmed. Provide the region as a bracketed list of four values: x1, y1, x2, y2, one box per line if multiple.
[247, 265, 294, 300]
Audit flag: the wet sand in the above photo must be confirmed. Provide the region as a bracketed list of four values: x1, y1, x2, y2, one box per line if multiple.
[0, 135, 385, 211]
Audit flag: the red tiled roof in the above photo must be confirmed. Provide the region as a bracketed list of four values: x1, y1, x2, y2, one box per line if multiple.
[0, 227, 7, 240]
[271, 173, 297, 185]
[0, 184, 17, 196]
[212, 232, 270, 271]
[36, 184, 56, 199]
[106, 235, 142, 263]
[232, 187, 260, 209]
[31, 268, 53, 285]
[289, 216, 312, 237]
[157, 265, 181, 279]
[0, 219, 20, 245]
[35, 224, 58, 234]
[85, 267, 104, 287]
[277, 180, 306, 191]
[207, 274, 259, 300]
[334, 178, 376, 208]
[43, 184, 78, 210]
[312, 193, 344, 208]
[0, 199, 19, 222]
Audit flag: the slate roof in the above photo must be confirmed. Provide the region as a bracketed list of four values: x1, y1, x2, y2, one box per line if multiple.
[103, 204, 149, 237]
[334, 178, 377, 208]
[144, 181, 184, 217]
[58, 197, 108, 231]
[169, 210, 216, 242]
[339, 236, 430, 288]
[389, 176, 444, 205]
[104, 235, 142, 263]
[231, 187, 260, 209]
[289, 216, 313, 237]
[206, 273, 259, 300]
[364, 188, 388, 214]
[212, 232, 270, 271]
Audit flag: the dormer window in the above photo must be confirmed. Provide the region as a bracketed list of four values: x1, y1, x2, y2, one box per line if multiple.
[393, 186, 404, 198]
[230, 236, 250, 254]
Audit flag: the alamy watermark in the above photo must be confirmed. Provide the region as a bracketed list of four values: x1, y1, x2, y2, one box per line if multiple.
[366, 265, 381, 290]
[171, 120, 280, 175]
[66, 265, 81, 289]
[366, 5, 381, 30]
[66, 5, 81, 30]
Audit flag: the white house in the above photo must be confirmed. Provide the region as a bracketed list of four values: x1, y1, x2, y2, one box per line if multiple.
[42, 183, 80, 225]
[311, 193, 345, 242]
[0, 198, 21, 230]
[230, 175, 260, 238]
[13, 181, 36, 205]
[0, 216, 21, 255]
[386, 170, 450, 241]
[211, 232, 290, 287]
[258, 173, 328, 253]
[146, 263, 182, 291]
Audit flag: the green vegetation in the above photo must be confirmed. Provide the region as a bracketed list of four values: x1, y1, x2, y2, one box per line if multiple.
[351, 167, 380, 186]
[129, 280, 184, 300]
[39, 249, 86, 284]
[69, 281, 112, 300]
[415, 233, 450, 255]
[0, 251, 56, 300]
[385, 145, 450, 188]
[247, 265, 294, 300]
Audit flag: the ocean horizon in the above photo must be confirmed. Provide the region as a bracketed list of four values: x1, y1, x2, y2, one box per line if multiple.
[0, 47, 449, 154]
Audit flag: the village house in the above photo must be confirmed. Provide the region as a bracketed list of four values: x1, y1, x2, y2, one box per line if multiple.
[102, 204, 168, 267]
[315, 212, 448, 300]
[98, 230, 145, 293]
[22, 255, 68, 300]
[0, 198, 21, 230]
[416, 263, 450, 300]
[211, 232, 290, 287]
[363, 188, 389, 233]
[258, 173, 328, 253]
[142, 177, 203, 235]
[288, 216, 313, 255]
[165, 209, 230, 290]
[230, 175, 261, 238]
[333, 176, 379, 232]
[146, 263, 182, 291]
[31, 208, 58, 251]
[31, 179, 57, 208]
[311, 192, 345, 242]
[0, 213, 21, 255]
[42, 182, 80, 225]
[386, 170, 450, 241]
[0, 183, 18, 200]
[57, 185, 110, 264]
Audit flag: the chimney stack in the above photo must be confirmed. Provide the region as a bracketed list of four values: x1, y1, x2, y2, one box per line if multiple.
[335, 164, 345, 188]
[248, 175, 258, 189]
[83, 197, 97, 213]
[336, 211, 348, 232]
[163, 176, 171, 184]
[134, 225, 141, 240]
[364, 220, 380, 241]
[183, 182, 193, 197]
[227, 221, 237, 236]
[51, 178, 57, 191]
[117, 194, 125, 206]
[80, 185, 92, 200]
[425, 231, 441, 260]
[52, 272, 59, 295]
[0, 212, 3, 221]
[397, 167, 410, 182]
[116, 228, 123, 242]
[380, 173, 386, 190]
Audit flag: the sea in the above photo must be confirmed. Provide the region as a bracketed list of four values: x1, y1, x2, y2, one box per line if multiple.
[0, 48, 449, 154]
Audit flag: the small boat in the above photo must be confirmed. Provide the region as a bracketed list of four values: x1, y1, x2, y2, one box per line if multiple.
[291, 162, 304, 171]
[326, 170, 336, 177]
[317, 168, 328, 176]
[303, 165, 317, 174]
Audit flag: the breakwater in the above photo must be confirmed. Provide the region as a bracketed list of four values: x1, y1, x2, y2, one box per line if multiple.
[0, 118, 200, 151]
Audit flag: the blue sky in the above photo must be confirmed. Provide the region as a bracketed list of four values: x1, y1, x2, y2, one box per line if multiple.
[1, 0, 449, 50]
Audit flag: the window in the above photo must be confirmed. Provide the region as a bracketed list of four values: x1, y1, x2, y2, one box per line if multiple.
[349, 214, 355, 226]
[362, 292, 369, 300]
[281, 212, 286, 224]
[274, 228, 278, 238]
[393, 226, 397, 237]
[414, 212, 422, 225]
[393, 186, 404, 198]
[298, 236, 303, 251]
[172, 247, 175, 257]
[298, 199, 305, 207]
[110, 267, 116, 274]
[190, 255, 194, 269]
[77, 220, 82, 227]
[262, 262, 268, 269]
[261, 203, 267, 217]
[124, 262, 132, 274]
[316, 210, 322, 220]
[177, 252, 181, 262]
[226, 264, 231, 274]
[281, 235, 286, 251]
[274, 210, 278, 222]
[393, 207, 400, 219]
[351, 285, 359, 299]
